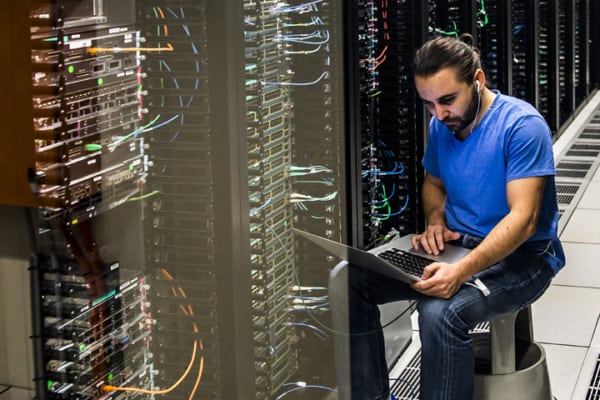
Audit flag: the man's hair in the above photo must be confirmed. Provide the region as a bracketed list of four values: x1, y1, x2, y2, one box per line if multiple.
[413, 33, 481, 84]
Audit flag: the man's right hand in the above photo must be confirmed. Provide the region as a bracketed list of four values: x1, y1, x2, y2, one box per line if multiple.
[411, 224, 461, 255]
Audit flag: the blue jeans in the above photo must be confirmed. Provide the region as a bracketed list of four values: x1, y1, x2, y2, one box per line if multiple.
[328, 238, 561, 400]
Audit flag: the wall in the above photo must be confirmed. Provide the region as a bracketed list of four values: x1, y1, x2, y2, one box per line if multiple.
[0, 206, 33, 388]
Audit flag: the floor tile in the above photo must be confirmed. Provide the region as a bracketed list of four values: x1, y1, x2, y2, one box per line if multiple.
[532, 285, 600, 347]
[543, 343, 588, 400]
[553, 242, 600, 288]
[593, 165, 600, 182]
[578, 181, 600, 210]
[560, 208, 600, 244]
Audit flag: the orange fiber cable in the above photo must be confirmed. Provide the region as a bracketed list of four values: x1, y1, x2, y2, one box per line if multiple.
[87, 43, 174, 55]
[370, 54, 387, 71]
[104, 265, 205, 397]
[187, 340, 205, 400]
[361, 45, 388, 63]
[160, 268, 175, 280]
[102, 340, 197, 395]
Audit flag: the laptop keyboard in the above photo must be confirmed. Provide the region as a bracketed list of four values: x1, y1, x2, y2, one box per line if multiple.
[377, 248, 433, 277]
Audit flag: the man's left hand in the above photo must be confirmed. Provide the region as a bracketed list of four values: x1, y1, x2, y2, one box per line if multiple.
[411, 262, 466, 299]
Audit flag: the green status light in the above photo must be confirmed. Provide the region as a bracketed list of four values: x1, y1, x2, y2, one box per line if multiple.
[68, 65, 75, 74]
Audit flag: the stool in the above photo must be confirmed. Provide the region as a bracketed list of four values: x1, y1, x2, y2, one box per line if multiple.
[473, 306, 553, 400]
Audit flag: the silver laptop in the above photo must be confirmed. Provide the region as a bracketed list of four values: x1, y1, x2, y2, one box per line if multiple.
[293, 228, 471, 285]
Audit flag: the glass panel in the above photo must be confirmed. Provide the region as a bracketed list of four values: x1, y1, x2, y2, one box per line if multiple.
[28, 1, 346, 399]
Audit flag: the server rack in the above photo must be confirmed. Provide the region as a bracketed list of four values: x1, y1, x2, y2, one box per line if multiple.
[475, 0, 596, 138]
[28, 2, 152, 400]
[593, 1, 600, 89]
[138, 2, 256, 399]
[243, 1, 345, 397]
[353, 0, 429, 250]
[574, 0, 591, 105]
[474, 0, 511, 94]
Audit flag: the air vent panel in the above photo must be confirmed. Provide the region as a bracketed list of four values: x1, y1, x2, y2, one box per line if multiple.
[586, 353, 600, 399]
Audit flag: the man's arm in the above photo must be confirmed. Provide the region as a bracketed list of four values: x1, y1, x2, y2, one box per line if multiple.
[453, 175, 546, 280]
[412, 176, 546, 298]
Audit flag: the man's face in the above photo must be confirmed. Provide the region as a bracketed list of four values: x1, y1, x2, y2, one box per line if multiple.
[415, 67, 479, 134]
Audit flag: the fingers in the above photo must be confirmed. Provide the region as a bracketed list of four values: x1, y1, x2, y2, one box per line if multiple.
[410, 263, 461, 299]
[414, 229, 445, 255]
[444, 230, 461, 242]
[420, 263, 438, 280]
[411, 235, 421, 251]
[412, 226, 460, 255]
[412, 279, 457, 299]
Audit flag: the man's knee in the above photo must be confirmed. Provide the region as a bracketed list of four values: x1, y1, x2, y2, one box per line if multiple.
[417, 298, 449, 325]
[417, 297, 467, 331]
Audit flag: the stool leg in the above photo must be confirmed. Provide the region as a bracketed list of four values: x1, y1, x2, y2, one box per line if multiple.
[515, 305, 534, 343]
[490, 313, 517, 374]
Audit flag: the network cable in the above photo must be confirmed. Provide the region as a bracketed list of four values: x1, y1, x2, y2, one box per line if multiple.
[372, 195, 410, 220]
[270, 0, 324, 14]
[283, 16, 325, 27]
[477, 0, 490, 27]
[371, 184, 396, 205]
[275, 382, 336, 400]
[103, 267, 206, 399]
[275, 30, 330, 46]
[261, 70, 328, 86]
[289, 165, 333, 176]
[362, 161, 406, 177]
[286, 321, 328, 341]
[289, 191, 338, 203]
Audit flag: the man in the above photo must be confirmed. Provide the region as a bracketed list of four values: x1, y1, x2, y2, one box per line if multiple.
[329, 35, 565, 400]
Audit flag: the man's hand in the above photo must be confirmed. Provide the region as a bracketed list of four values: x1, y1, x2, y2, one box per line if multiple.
[411, 224, 461, 255]
[411, 262, 466, 299]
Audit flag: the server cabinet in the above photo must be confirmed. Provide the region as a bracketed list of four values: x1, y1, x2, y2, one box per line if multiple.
[593, 1, 600, 89]
[352, 0, 429, 250]
[475, 0, 596, 138]
[244, 1, 347, 397]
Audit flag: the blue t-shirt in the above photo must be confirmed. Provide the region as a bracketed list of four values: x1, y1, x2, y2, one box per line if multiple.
[422, 92, 565, 273]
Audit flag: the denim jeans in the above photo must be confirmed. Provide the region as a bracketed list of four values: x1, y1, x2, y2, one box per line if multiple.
[328, 237, 561, 400]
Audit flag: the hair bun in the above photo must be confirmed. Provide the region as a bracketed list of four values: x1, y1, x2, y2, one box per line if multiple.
[459, 33, 480, 55]
[459, 33, 474, 47]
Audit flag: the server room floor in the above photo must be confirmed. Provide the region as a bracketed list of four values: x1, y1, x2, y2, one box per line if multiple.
[2, 94, 600, 400]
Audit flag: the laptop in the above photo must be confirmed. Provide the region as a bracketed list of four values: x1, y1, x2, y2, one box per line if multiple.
[293, 228, 471, 285]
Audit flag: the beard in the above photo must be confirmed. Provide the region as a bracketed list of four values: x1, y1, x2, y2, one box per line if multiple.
[442, 86, 480, 134]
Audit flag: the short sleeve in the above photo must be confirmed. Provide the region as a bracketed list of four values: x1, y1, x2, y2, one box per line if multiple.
[505, 115, 555, 181]
[422, 119, 441, 178]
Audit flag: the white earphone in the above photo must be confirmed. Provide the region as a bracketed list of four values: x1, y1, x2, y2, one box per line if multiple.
[475, 80, 480, 92]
